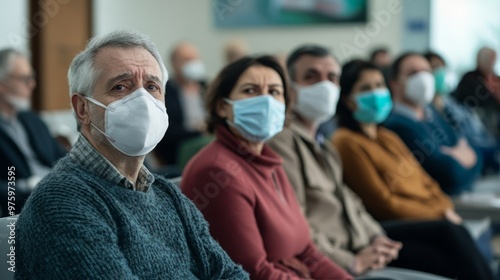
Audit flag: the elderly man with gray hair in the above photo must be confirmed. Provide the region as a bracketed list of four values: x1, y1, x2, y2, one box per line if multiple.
[15, 30, 248, 279]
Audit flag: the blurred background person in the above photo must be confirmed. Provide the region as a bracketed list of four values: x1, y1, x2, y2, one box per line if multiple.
[383, 52, 482, 195]
[425, 51, 500, 175]
[332, 59, 494, 280]
[182, 56, 352, 280]
[154, 42, 208, 169]
[0, 48, 66, 216]
[453, 47, 500, 137]
[370, 47, 392, 85]
[224, 39, 248, 65]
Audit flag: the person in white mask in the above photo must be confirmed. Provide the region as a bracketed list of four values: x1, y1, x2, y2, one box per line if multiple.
[0, 48, 66, 217]
[384, 52, 482, 196]
[268, 45, 413, 278]
[14, 30, 248, 280]
[155, 42, 208, 166]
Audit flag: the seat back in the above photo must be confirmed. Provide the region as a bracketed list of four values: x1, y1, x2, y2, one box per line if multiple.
[177, 135, 214, 169]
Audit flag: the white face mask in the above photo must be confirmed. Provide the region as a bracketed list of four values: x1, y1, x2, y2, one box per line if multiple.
[182, 60, 205, 81]
[404, 71, 435, 106]
[294, 80, 340, 124]
[85, 88, 169, 156]
[6, 95, 31, 111]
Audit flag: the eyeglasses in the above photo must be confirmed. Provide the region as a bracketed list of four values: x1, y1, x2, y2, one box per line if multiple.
[8, 73, 36, 86]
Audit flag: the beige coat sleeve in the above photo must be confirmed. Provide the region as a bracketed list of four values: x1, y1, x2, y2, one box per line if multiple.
[268, 130, 356, 270]
[343, 186, 384, 239]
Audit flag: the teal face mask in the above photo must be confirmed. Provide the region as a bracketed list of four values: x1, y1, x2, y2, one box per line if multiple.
[433, 67, 449, 95]
[353, 88, 393, 124]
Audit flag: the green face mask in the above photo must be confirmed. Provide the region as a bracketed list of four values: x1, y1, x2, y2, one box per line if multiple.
[433, 67, 449, 95]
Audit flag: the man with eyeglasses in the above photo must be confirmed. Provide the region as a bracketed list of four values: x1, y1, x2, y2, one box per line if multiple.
[0, 48, 66, 217]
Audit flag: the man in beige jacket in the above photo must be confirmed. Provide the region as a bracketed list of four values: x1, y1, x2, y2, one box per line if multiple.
[269, 45, 496, 280]
[268, 45, 401, 276]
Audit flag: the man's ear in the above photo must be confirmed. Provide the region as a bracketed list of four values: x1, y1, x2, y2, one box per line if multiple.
[288, 86, 298, 109]
[389, 79, 401, 101]
[71, 94, 91, 127]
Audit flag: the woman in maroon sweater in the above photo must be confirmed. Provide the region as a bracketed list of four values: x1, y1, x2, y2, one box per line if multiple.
[181, 56, 352, 280]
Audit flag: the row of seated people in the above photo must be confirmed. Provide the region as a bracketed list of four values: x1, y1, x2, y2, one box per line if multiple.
[155, 42, 500, 181]
[181, 45, 496, 279]
[1, 43, 498, 214]
[2, 31, 498, 279]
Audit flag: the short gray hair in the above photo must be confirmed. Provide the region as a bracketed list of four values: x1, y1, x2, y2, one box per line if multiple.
[68, 30, 168, 98]
[0, 48, 25, 81]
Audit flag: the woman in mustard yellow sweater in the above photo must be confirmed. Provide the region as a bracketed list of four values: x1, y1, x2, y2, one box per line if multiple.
[332, 60, 457, 222]
[330, 60, 494, 280]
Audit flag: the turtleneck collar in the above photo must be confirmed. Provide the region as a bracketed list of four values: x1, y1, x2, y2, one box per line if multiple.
[215, 125, 283, 173]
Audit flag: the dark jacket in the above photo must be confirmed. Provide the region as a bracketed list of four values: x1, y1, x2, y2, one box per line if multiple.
[0, 111, 66, 180]
[383, 105, 482, 195]
[453, 69, 500, 111]
[155, 80, 206, 165]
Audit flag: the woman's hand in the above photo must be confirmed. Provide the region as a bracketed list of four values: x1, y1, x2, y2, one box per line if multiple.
[371, 236, 402, 263]
[445, 208, 463, 225]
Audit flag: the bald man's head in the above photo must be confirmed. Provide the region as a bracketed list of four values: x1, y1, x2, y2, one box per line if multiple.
[170, 42, 201, 77]
[477, 47, 497, 74]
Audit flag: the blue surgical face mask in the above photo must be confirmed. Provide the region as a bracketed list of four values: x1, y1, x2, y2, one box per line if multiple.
[352, 88, 393, 124]
[224, 95, 285, 143]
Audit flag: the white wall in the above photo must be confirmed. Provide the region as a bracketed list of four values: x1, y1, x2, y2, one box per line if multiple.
[93, 0, 405, 77]
[4, 0, 499, 80]
[430, 0, 500, 75]
[0, 0, 29, 51]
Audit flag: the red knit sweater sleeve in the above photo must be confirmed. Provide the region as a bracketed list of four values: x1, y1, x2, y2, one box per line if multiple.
[298, 241, 353, 280]
[183, 165, 303, 279]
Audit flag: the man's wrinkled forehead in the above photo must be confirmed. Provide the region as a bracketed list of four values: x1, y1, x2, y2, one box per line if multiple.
[296, 55, 340, 75]
[94, 47, 162, 79]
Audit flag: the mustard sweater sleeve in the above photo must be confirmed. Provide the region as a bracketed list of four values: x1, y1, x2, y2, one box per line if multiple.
[333, 135, 447, 221]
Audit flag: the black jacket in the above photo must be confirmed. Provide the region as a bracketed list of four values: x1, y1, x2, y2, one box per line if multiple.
[453, 69, 500, 111]
[155, 80, 206, 165]
[0, 111, 67, 180]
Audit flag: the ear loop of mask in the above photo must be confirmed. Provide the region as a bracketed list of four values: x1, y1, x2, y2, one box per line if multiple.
[82, 95, 117, 143]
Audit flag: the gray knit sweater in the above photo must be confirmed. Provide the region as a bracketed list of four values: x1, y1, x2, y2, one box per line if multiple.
[14, 155, 248, 279]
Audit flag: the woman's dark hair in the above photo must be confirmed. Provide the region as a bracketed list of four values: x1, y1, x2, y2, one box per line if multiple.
[423, 51, 446, 66]
[337, 59, 384, 134]
[205, 55, 289, 133]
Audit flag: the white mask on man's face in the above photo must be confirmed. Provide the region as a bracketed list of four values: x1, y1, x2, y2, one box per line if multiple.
[293, 80, 340, 124]
[0, 80, 31, 112]
[404, 71, 435, 106]
[85, 88, 169, 156]
[6, 95, 31, 111]
[182, 60, 205, 81]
